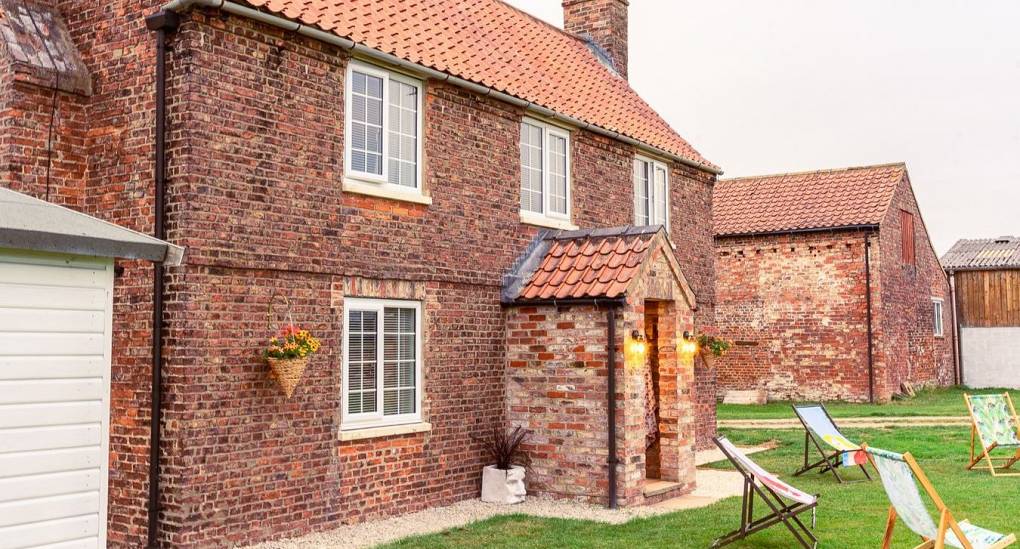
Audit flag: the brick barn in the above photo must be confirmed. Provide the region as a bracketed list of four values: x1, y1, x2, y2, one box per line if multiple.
[713, 163, 956, 402]
[0, 0, 721, 546]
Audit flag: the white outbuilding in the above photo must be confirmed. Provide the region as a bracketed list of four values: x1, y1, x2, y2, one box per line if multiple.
[0, 187, 182, 548]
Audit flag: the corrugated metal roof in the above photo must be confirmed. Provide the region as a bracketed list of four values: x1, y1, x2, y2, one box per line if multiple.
[942, 237, 1020, 270]
[0, 187, 184, 264]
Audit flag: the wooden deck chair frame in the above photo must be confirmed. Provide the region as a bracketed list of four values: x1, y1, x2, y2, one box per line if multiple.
[792, 403, 872, 483]
[863, 444, 1017, 549]
[712, 436, 819, 549]
[964, 393, 1020, 477]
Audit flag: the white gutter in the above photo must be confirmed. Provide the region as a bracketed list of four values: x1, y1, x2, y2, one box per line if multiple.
[161, 0, 723, 175]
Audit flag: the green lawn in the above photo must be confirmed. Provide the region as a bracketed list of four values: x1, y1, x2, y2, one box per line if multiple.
[716, 386, 1020, 420]
[384, 426, 1020, 548]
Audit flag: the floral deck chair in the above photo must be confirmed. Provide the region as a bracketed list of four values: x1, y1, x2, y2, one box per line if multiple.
[792, 403, 872, 483]
[965, 393, 1020, 477]
[712, 436, 820, 549]
[865, 445, 1016, 549]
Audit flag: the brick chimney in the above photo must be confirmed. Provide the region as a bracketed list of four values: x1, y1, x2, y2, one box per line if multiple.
[562, 0, 629, 79]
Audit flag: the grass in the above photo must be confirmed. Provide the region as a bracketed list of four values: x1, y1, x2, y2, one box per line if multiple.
[383, 425, 1020, 549]
[716, 386, 1020, 421]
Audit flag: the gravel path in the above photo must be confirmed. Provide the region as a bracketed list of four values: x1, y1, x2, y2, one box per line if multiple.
[718, 415, 970, 429]
[242, 444, 772, 549]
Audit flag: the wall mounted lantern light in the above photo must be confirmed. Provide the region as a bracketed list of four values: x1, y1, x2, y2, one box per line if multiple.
[629, 329, 647, 356]
[680, 330, 698, 356]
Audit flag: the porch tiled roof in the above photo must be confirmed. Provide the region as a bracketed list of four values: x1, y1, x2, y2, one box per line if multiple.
[942, 237, 1020, 270]
[714, 163, 906, 236]
[502, 226, 663, 303]
[241, 0, 717, 172]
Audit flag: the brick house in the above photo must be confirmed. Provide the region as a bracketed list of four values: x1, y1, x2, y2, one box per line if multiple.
[713, 163, 956, 402]
[0, 0, 721, 546]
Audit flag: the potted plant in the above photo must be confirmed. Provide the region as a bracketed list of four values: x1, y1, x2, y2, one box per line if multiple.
[263, 325, 321, 398]
[477, 425, 530, 504]
[697, 333, 731, 368]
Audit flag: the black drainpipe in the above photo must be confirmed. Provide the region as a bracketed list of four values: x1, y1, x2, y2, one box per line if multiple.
[606, 305, 620, 509]
[144, 10, 179, 548]
[864, 235, 875, 403]
[949, 270, 963, 384]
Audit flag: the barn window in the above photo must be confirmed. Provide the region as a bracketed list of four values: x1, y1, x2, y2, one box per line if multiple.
[932, 298, 944, 337]
[343, 298, 422, 430]
[900, 210, 916, 265]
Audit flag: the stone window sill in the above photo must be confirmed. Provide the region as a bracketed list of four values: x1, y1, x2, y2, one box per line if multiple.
[343, 178, 433, 205]
[520, 210, 578, 231]
[339, 422, 432, 441]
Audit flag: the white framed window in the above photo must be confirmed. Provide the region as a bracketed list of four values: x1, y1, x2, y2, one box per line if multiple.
[932, 298, 944, 337]
[520, 118, 571, 223]
[634, 156, 669, 229]
[342, 298, 423, 430]
[344, 61, 423, 193]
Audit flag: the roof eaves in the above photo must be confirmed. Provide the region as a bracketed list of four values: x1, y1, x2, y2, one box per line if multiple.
[160, 0, 723, 176]
[715, 224, 880, 239]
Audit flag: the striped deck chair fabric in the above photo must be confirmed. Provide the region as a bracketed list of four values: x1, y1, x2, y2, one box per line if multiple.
[712, 436, 819, 548]
[793, 403, 871, 483]
[966, 393, 1020, 476]
[867, 446, 1015, 549]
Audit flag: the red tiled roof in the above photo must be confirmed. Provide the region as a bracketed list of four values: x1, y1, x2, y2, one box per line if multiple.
[942, 237, 1020, 270]
[713, 163, 906, 236]
[242, 0, 717, 171]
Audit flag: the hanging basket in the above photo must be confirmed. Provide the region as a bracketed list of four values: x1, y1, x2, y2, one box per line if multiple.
[266, 356, 308, 398]
[263, 293, 319, 398]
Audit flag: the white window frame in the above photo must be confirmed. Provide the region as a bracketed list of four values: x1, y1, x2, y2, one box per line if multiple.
[341, 297, 423, 431]
[932, 297, 944, 337]
[344, 60, 424, 194]
[519, 117, 572, 223]
[634, 155, 670, 230]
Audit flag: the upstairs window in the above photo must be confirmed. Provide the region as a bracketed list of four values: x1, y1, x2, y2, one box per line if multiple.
[520, 118, 571, 224]
[932, 298, 944, 337]
[343, 298, 422, 430]
[345, 61, 422, 192]
[900, 210, 916, 265]
[634, 156, 669, 228]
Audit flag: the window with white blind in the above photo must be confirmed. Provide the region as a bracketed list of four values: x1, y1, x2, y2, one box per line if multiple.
[345, 61, 423, 193]
[932, 298, 944, 337]
[342, 298, 422, 430]
[634, 156, 669, 229]
[520, 118, 571, 224]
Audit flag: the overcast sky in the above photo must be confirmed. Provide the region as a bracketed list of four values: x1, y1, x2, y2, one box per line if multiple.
[505, 0, 1020, 255]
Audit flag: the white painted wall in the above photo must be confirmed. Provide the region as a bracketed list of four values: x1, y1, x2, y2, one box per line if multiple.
[962, 327, 1020, 389]
[0, 250, 113, 549]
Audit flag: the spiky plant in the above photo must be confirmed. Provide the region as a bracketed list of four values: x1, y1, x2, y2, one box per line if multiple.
[475, 425, 530, 470]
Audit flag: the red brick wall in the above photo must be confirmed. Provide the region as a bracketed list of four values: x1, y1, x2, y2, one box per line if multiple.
[875, 176, 956, 399]
[715, 230, 876, 401]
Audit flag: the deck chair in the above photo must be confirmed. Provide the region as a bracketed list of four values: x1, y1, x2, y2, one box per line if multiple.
[712, 436, 820, 549]
[865, 445, 1015, 549]
[792, 403, 872, 483]
[964, 393, 1020, 477]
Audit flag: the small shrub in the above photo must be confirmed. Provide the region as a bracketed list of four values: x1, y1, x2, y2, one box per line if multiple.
[475, 425, 531, 470]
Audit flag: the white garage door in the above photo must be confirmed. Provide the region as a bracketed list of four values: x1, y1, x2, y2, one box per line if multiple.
[0, 251, 113, 549]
